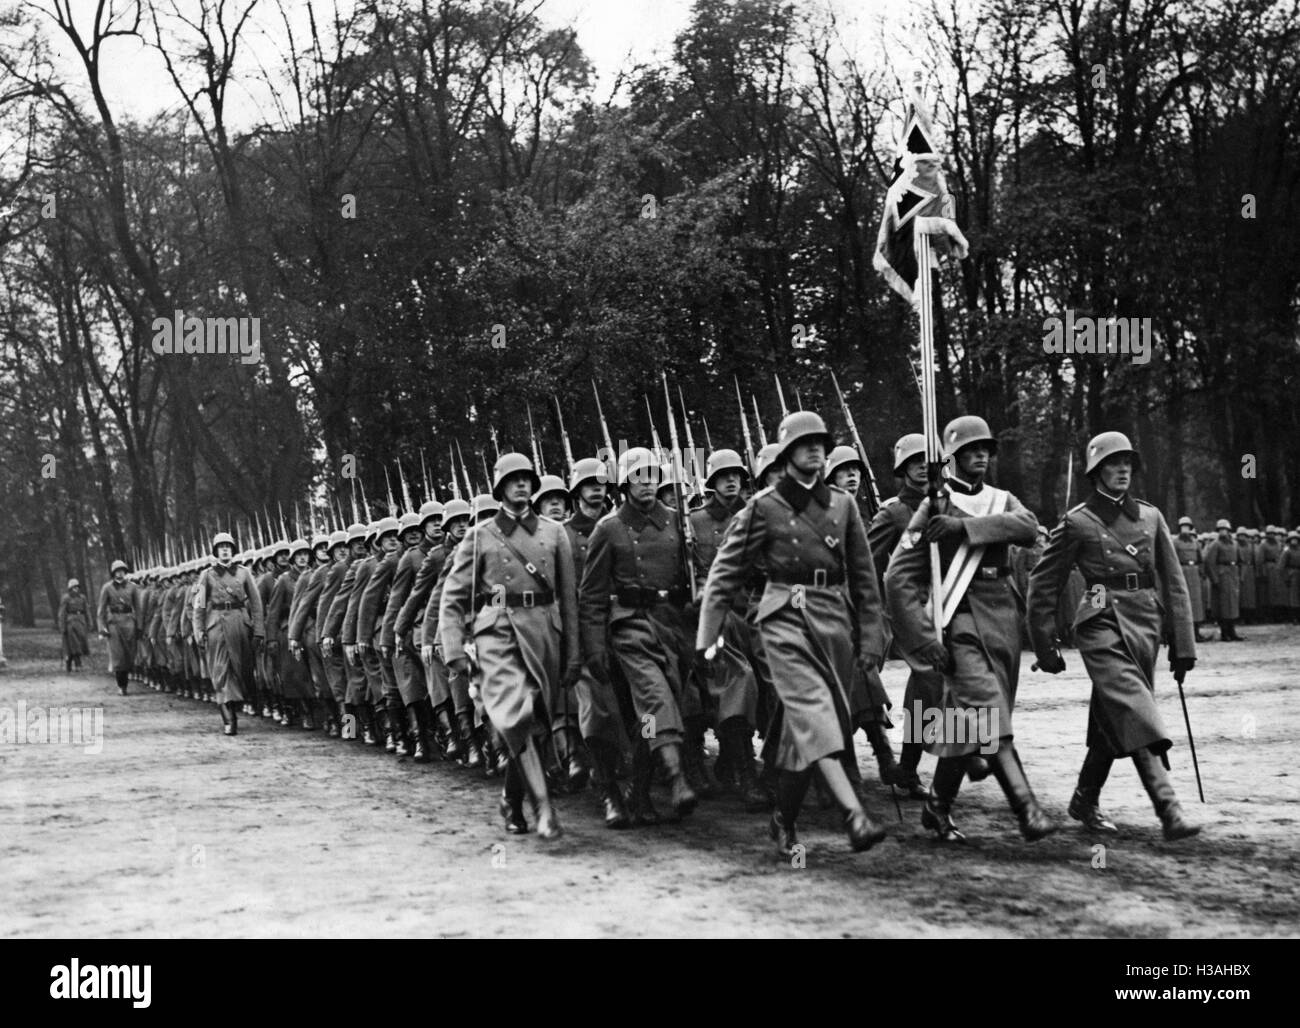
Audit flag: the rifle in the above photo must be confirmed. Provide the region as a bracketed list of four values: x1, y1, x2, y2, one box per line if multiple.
[420, 449, 434, 504]
[829, 370, 882, 518]
[447, 445, 462, 501]
[661, 373, 698, 602]
[645, 394, 664, 465]
[677, 383, 705, 494]
[734, 376, 756, 472]
[526, 403, 546, 474]
[489, 425, 501, 462]
[593, 379, 616, 480]
[751, 395, 769, 447]
[479, 451, 492, 494]
[454, 439, 475, 499]
[774, 374, 791, 418]
[554, 394, 576, 477]
[397, 460, 414, 514]
[702, 416, 714, 453]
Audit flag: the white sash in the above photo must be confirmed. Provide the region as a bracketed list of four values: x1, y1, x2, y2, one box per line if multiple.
[933, 486, 1009, 628]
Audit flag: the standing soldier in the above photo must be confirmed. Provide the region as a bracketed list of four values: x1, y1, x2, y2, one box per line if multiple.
[564, 457, 633, 828]
[439, 453, 581, 840]
[1204, 519, 1244, 641]
[826, 443, 901, 790]
[688, 448, 766, 811]
[193, 532, 266, 735]
[1028, 432, 1200, 841]
[1174, 518, 1209, 641]
[697, 412, 889, 856]
[1285, 531, 1300, 622]
[579, 447, 699, 825]
[866, 433, 933, 800]
[885, 415, 1052, 844]
[96, 560, 142, 695]
[1236, 526, 1258, 624]
[58, 579, 91, 673]
[1260, 526, 1285, 621]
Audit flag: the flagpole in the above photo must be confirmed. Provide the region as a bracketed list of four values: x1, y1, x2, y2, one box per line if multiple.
[917, 227, 944, 645]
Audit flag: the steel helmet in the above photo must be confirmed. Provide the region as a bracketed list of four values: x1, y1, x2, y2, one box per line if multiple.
[1178, 516, 1193, 528]
[491, 452, 540, 500]
[441, 498, 471, 524]
[363, 521, 380, 545]
[942, 416, 997, 459]
[311, 532, 331, 551]
[532, 474, 568, 504]
[110, 559, 129, 574]
[569, 457, 608, 494]
[1215, 518, 1232, 530]
[472, 494, 500, 520]
[289, 538, 311, 558]
[418, 500, 444, 528]
[327, 529, 348, 550]
[618, 447, 661, 488]
[825, 445, 863, 482]
[1084, 431, 1140, 475]
[752, 442, 783, 483]
[211, 532, 237, 556]
[704, 449, 748, 488]
[270, 538, 292, 558]
[398, 511, 423, 533]
[373, 516, 401, 541]
[777, 410, 834, 459]
[345, 521, 368, 544]
[892, 433, 927, 474]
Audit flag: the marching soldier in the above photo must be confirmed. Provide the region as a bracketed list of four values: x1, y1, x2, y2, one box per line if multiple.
[381, 507, 442, 762]
[96, 560, 142, 695]
[1027, 432, 1200, 841]
[866, 433, 934, 800]
[885, 415, 1053, 844]
[307, 528, 355, 736]
[826, 443, 901, 790]
[1174, 518, 1209, 641]
[322, 522, 378, 744]
[564, 457, 633, 828]
[268, 538, 316, 728]
[439, 453, 581, 839]
[192, 532, 266, 735]
[57, 579, 90, 672]
[579, 447, 699, 825]
[688, 448, 766, 810]
[697, 412, 889, 856]
[1204, 519, 1244, 641]
[356, 516, 405, 753]
[287, 533, 338, 731]
[1236, 525, 1258, 624]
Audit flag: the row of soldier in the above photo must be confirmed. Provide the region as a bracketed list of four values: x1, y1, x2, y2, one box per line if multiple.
[91, 411, 1209, 853]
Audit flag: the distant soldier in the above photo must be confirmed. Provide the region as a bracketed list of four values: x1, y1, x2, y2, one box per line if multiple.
[356, 516, 405, 752]
[1258, 526, 1283, 622]
[439, 453, 581, 840]
[267, 538, 316, 728]
[825, 444, 900, 791]
[193, 532, 266, 736]
[96, 560, 142, 695]
[1028, 432, 1199, 841]
[1236, 526, 1257, 624]
[1204, 519, 1244, 641]
[698, 413, 889, 857]
[579, 447, 699, 825]
[1286, 531, 1300, 622]
[1173, 517, 1209, 641]
[57, 579, 91, 672]
[866, 433, 934, 800]
[886, 416, 1052, 844]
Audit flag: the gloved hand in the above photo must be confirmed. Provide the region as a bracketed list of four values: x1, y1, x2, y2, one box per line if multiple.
[289, 640, 302, 661]
[924, 515, 967, 543]
[420, 643, 433, 665]
[379, 644, 392, 661]
[321, 637, 334, 657]
[1170, 656, 1195, 683]
[344, 644, 358, 667]
[1036, 649, 1066, 674]
[857, 651, 884, 673]
[919, 640, 952, 673]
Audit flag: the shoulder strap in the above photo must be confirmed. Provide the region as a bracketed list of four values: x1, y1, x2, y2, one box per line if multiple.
[495, 526, 555, 594]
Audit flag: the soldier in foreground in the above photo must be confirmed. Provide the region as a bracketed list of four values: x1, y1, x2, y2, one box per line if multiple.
[1027, 432, 1200, 841]
[885, 416, 1052, 844]
[697, 412, 888, 857]
[58, 579, 91, 673]
[193, 533, 266, 735]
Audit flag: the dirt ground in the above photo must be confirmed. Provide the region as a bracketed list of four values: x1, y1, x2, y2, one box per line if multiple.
[0, 623, 1296, 939]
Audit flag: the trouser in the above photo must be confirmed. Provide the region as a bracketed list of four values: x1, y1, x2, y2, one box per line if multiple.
[1075, 745, 1114, 802]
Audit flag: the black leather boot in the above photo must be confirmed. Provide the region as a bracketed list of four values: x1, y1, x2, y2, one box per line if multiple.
[457, 711, 483, 769]
[861, 719, 899, 785]
[627, 742, 660, 827]
[770, 770, 811, 857]
[1132, 748, 1201, 840]
[894, 742, 929, 799]
[499, 760, 528, 834]
[1068, 746, 1118, 833]
[406, 705, 427, 763]
[115, 671, 129, 696]
[389, 698, 409, 756]
[435, 703, 460, 760]
[224, 702, 239, 737]
[682, 716, 718, 800]
[360, 702, 379, 745]
[588, 740, 631, 829]
[562, 727, 591, 793]
[921, 756, 966, 841]
[988, 743, 1058, 841]
[656, 742, 698, 820]
[721, 718, 769, 811]
[843, 805, 887, 852]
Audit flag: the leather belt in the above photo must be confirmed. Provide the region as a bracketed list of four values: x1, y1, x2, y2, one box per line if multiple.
[1181, 561, 1198, 566]
[211, 601, 245, 611]
[1086, 572, 1155, 591]
[767, 568, 845, 587]
[615, 586, 689, 607]
[474, 589, 555, 610]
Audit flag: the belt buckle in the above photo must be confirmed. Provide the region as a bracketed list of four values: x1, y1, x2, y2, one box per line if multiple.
[522, 590, 535, 608]
[980, 566, 996, 580]
[812, 569, 827, 588]
[1124, 572, 1138, 590]
[656, 589, 669, 600]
